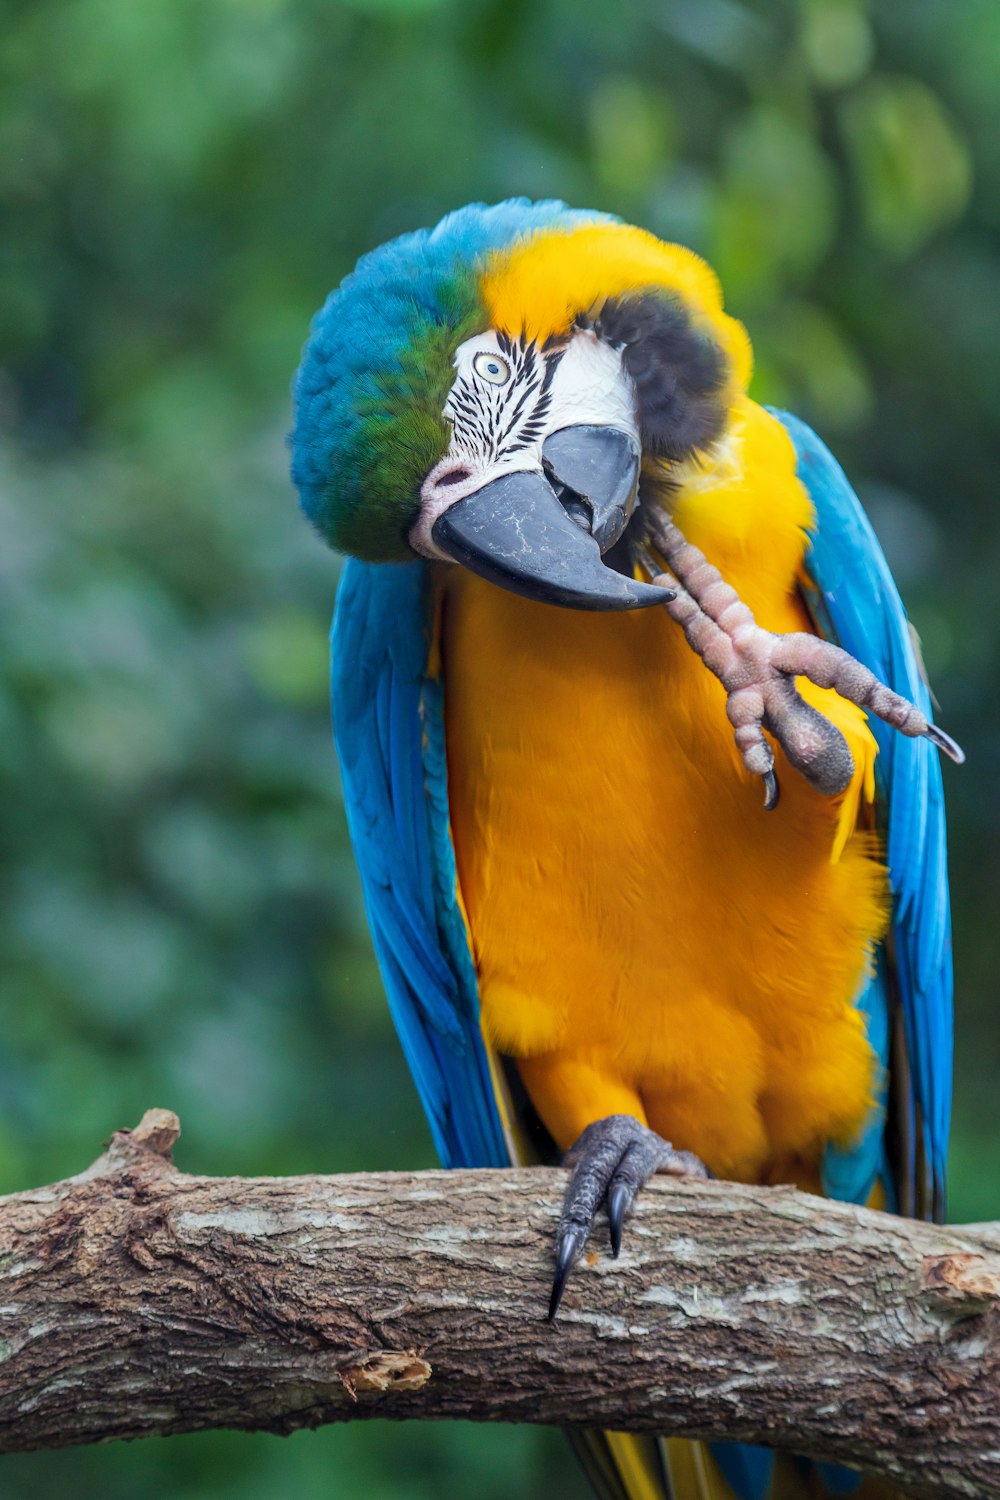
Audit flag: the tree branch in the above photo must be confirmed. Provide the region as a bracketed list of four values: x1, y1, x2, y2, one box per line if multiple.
[1, 1111, 998, 1497]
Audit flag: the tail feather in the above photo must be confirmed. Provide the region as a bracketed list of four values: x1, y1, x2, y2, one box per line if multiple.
[568, 1431, 672, 1500]
[579, 1437, 908, 1500]
[661, 1439, 723, 1500]
[709, 1443, 776, 1500]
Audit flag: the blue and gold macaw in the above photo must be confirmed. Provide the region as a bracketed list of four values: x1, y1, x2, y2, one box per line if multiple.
[290, 200, 960, 1500]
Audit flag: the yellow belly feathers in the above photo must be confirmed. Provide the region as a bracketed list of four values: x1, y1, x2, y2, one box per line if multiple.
[439, 399, 889, 1186]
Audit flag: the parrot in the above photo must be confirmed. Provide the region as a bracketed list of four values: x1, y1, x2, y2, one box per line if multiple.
[289, 200, 961, 1500]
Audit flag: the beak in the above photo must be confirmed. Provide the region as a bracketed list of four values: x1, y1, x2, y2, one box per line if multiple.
[431, 425, 669, 612]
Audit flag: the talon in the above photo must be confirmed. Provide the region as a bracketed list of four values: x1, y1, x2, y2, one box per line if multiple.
[548, 1226, 587, 1320]
[607, 1180, 630, 1257]
[762, 768, 780, 810]
[926, 723, 965, 765]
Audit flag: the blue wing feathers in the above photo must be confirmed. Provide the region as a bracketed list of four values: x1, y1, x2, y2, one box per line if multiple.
[332, 558, 508, 1169]
[774, 410, 952, 1218]
[422, 676, 485, 1021]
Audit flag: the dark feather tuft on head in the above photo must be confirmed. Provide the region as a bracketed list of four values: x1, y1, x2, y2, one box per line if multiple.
[596, 292, 730, 462]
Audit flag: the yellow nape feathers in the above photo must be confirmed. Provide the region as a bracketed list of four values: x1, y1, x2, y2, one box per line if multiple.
[480, 221, 753, 394]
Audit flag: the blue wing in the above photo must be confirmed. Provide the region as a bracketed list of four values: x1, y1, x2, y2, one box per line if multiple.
[331, 557, 508, 1170]
[774, 410, 953, 1222]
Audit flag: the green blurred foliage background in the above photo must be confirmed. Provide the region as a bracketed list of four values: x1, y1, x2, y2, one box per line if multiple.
[2, 0, 997, 1494]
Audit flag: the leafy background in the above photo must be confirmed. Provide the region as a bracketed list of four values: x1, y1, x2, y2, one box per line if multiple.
[2, 0, 998, 1494]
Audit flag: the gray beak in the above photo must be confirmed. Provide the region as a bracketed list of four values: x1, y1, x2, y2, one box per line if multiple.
[431, 425, 669, 612]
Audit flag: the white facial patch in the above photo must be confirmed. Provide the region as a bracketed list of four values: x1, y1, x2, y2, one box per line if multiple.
[412, 328, 640, 560]
[545, 329, 637, 434]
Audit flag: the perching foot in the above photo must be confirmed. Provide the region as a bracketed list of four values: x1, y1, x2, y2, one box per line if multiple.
[548, 1114, 708, 1320]
[638, 510, 964, 808]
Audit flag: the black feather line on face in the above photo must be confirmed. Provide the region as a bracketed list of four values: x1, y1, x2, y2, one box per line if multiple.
[444, 336, 568, 464]
[594, 293, 729, 462]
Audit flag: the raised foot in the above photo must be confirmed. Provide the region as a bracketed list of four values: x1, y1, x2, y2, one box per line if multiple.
[638, 510, 964, 809]
[548, 1114, 708, 1321]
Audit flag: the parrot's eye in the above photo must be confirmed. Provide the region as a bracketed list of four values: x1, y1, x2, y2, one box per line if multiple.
[473, 351, 511, 385]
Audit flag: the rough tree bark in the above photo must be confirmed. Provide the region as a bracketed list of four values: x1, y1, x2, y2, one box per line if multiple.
[1, 1111, 998, 1497]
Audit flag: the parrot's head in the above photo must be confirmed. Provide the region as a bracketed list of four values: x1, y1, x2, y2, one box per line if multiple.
[290, 200, 751, 611]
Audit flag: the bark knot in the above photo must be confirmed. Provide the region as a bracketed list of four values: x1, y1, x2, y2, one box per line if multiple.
[922, 1253, 1000, 1319]
[126, 1109, 182, 1160]
[339, 1350, 432, 1401]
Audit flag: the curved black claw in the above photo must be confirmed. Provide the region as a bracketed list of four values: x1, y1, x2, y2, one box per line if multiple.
[548, 1114, 708, 1320]
[762, 767, 780, 811]
[926, 723, 966, 765]
[548, 1227, 588, 1321]
[607, 1181, 630, 1258]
